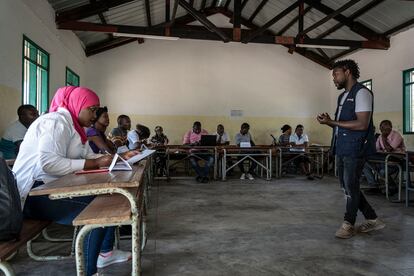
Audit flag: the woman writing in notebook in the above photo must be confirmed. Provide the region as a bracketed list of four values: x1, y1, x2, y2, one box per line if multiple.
[87, 106, 116, 154]
[13, 86, 137, 276]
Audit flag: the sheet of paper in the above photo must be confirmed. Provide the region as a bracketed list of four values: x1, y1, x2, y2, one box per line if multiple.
[240, 142, 251, 148]
[109, 154, 132, 171]
[126, 149, 156, 165]
[289, 148, 305, 152]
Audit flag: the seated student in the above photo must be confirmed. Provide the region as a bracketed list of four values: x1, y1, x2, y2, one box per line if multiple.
[150, 126, 169, 146]
[150, 126, 169, 176]
[12, 86, 138, 276]
[235, 123, 256, 180]
[183, 121, 213, 183]
[214, 124, 230, 145]
[87, 106, 116, 154]
[108, 115, 131, 148]
[289, 124, 314, 180]
[363, 120, 405, 195]
[278, 124, 292, 147]
[127, 124, 151, 150]
[0, 104, 39, 159]
[214, 124, 234, 173]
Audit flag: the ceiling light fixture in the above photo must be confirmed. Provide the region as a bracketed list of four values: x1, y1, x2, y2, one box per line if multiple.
[295, 44, 350, 50]
[113, 32, 180, 41]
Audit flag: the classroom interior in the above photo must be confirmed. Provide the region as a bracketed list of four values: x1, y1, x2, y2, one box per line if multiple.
[1, 0, 414, 275]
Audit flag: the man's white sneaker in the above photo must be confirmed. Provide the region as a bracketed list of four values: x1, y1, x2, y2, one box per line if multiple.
[97, 250, 131, 268]
[240, 173, 246, 180]
[358, 219, 385, 233]
[246, 173, 254, 180]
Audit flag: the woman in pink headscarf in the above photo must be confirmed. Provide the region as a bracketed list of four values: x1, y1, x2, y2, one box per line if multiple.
[13, 86, 132, 276]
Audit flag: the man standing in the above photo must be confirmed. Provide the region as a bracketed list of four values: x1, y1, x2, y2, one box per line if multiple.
[317, 59, 385, 239]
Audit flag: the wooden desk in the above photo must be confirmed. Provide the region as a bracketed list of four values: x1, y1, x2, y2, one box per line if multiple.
[29, 161, 149, 276]
[367, 153, 404, 201]
[277, 146, 328, 178]
[217, 146, 274, 181]
[159, 145, 217, 180]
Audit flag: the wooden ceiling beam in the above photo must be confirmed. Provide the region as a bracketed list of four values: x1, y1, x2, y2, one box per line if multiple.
[60, 21, 386, 50]
[56, 0, 135, 24]
[248, 0, 269, 22]
[233, 0, 242, 41]
[303, 0, 388, 46]
[298, 0, 361, 37]
[85, 37, 138, 56]
[145, 0, 152, 26]
[383, 17, 414, 37]
[242, 1, 299, 43]
[178, 0, 231, 42]
[316, 0, 385, 39]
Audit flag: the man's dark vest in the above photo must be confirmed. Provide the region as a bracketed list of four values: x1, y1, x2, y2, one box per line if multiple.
[331, 82, 376, 158]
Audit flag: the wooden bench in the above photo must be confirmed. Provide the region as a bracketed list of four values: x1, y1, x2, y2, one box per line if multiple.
[0, 219, 50, 276]
[73, 188, 139, 227]
[27, 160, 150, 276]
[72, 191, 146, 275]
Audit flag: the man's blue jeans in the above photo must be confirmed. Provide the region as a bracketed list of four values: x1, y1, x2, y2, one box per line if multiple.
[189, 155, 214, 177]
[337, 156, 377, 225]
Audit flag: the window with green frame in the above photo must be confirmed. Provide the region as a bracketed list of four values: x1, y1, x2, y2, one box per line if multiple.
[361, 79, 372, 91]
[403, 68, 414, 134]
[66, 67, 80, 86]
[22, 36, 49, 114]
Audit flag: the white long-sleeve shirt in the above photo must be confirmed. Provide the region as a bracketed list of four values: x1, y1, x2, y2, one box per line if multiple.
[13, 108, 101, 206]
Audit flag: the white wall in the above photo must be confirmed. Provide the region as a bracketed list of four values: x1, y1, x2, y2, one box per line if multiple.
[84, 36, 335, 144]
[86, 38, 330, 118]
[0, 0, 86, 134]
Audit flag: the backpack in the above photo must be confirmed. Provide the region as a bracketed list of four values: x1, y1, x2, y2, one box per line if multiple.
[0, 158, 23, 241]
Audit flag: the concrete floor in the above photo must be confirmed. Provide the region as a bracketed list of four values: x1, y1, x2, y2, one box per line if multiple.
[9, 176, 414, 276]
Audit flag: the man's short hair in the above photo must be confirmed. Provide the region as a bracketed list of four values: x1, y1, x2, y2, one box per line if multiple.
[332, 59, 360, 79]
[380, 120, 392, 128]
[117, 114, 130, 125]
[17, 104, 36, 116]
[295, 124, 304, 130]
[241, 122, 250, 129]
[136, 124, 150, 139]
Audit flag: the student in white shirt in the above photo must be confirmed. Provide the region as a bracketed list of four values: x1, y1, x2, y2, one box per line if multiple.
[13, 86, 137, 276]
[289, 124, 314, 180]
[0, 104, 38, 159]
[214, 124, 230, 145]
[127, 124, 150, 150]
[214, 124, 234, 175]
[235, 123, 256, 180]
